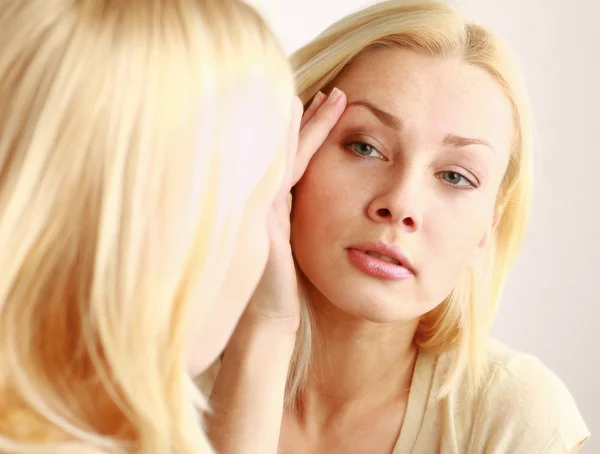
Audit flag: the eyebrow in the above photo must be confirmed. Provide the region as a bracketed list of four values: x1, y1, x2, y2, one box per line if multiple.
[442, 134, 493, 151]
[347, 99, 494, 152]
[348, 100, 402, 130]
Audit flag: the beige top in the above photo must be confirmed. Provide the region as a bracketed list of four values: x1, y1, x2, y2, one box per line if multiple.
[394, 339, 590, 454]
[198, 339, 590, 454]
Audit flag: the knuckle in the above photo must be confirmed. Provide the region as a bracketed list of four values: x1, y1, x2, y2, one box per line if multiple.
[311, 107, 337, 129]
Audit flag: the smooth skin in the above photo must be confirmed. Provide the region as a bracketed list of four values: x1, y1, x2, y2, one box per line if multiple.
[282, 48, 511, 454]
[206, 49, 583, 454]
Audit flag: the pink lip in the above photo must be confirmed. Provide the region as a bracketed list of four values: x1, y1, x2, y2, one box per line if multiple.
[346, 242, 415, 280]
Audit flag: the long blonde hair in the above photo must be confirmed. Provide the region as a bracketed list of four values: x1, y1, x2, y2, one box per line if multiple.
[0, 0, 293, 452]
[287, 0, 533, 405]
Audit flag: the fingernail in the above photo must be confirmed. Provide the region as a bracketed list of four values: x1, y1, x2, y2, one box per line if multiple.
[309, 91, 325, 108]
[326, 87, 342, 105]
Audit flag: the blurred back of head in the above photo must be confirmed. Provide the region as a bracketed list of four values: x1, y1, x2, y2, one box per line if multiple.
[0, 0, 293, 452]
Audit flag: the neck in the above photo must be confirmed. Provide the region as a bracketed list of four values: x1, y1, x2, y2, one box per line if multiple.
[298, 283, 419, 426]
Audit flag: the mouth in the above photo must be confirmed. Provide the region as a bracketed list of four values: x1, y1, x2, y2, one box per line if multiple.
[364, 251, 401, 265]
[346, 241, 415, 280]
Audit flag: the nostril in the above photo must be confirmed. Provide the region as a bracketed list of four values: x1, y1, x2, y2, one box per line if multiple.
[403, 217, 415, 228]
[377, 208, 391, 218]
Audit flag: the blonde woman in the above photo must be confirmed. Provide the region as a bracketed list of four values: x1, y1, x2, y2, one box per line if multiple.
[207, 1, 590, 453]
[0, 0, 345, 453]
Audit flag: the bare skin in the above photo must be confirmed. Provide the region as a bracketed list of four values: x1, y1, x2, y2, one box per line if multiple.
[281, 48, 512, 453]
[207, 89, 347, 454]
[279, 299, 418, 454]
[206, 48, 583, 454]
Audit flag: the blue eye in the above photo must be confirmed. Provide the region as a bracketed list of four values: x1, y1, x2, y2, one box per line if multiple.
[348, 142, 384, 159]
[437, 171, 474, 188]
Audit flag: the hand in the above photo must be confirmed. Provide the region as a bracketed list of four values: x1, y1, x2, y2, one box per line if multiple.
[244, 88, 347, 332]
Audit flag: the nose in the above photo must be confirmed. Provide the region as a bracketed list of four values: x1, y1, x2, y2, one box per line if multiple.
[366, 173, 423, 232]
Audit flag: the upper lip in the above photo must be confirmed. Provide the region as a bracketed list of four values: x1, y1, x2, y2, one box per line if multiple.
[348, 241, 415, 273]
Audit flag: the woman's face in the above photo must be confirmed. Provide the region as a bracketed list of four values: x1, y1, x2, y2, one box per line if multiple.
[291, 48, 513, 323]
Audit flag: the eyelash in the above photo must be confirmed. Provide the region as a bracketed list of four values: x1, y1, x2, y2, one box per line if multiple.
[346, 140, 478, 190]
[345, 141, 385, 159]
[436, 171, 477, 189]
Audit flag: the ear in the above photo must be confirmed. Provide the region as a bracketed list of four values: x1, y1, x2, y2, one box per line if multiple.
[478, 206, 504, 251]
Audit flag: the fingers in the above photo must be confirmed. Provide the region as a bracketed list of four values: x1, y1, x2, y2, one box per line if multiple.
[278, 97, 303, 200]
[300, 91, 326, 129]
[292, 87, 346, 186]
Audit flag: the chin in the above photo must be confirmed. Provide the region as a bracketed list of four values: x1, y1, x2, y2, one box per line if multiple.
[336, 300, 414, 323]
[341, 291, 424, 323]
[305, 272, 425, 324]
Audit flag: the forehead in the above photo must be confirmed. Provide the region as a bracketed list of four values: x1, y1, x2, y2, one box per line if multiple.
[336, 48, 514, 156]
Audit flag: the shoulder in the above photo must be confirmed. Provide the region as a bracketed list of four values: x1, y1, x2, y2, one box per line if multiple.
[481, 339, 582, 420]
[469, 339, 589, 453]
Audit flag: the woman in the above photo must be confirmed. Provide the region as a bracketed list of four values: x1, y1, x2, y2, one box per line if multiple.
[0, 0, 344, 452]
[207, 1, 590, 453]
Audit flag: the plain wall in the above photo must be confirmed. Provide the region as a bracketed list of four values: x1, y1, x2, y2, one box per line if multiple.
[249, 0, 599, 450]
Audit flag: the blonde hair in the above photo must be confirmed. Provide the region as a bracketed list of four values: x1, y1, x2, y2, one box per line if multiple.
[0, 0, 293, 452]
[287, 0, 533, 406]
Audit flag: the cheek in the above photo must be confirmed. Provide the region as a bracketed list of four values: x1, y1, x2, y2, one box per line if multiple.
[291, 178, 321, 259]
[424, 196, 494, 275]
[291, 154, 358, 249]
[415, 213, 489, 306]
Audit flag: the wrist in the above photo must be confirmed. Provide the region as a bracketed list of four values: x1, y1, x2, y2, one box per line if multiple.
[225, 311, 297, 363]
[239, 306, 300, 336]
[207, 308, 296, 454]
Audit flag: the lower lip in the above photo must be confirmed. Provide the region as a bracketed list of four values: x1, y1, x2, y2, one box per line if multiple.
[347, 249, 414, 280]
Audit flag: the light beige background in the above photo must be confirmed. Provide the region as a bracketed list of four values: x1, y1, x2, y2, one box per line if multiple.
[249, 0, 599, 450]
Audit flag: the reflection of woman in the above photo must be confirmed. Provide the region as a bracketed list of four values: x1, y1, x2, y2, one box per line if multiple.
[0, 1, 298, 452]
[207, 1, 590, 453]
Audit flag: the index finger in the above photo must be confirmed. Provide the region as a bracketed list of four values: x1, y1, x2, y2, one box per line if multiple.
[278, 96, 303, 199]
[292, 88, 346, 186]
